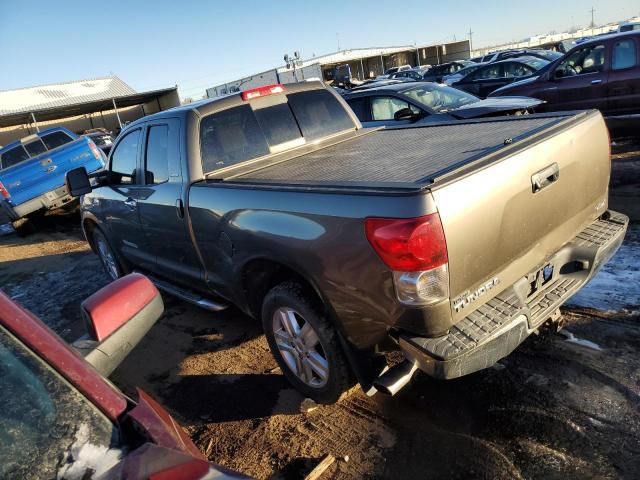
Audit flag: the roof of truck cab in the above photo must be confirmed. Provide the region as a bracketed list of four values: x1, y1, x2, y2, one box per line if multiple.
[0, 126, 76, 154]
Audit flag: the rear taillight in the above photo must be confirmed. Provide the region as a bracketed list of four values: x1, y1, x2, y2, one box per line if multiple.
[241, 84, 285, 101]
[0, 181, 10, 199]
[365, 213, 449, 306]
[88, 139, 103, 162]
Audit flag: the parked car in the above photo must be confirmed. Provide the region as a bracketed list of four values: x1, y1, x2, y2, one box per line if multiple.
[341, 82, 543, 127]
[388, 69, 425, 81]
[618, 21, 640, 33]
[481, 49, 562, 63]
[66, 80, 627, 404]
[384, 65, 412, 75]
[0, 127, 105, 230]
[83, 128, 116, 154]
[422, 60, 474, 82]
[489, 31, 640, 123]
[452, 56, 550, 98]
[442, 62, 488, 85]
[0, 274, 246, 479]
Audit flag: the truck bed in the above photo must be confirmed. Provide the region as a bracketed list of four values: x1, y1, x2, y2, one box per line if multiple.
[229, 113, 575, 189]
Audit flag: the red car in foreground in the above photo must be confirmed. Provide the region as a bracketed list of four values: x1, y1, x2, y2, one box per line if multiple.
[0, 273, 246, 479]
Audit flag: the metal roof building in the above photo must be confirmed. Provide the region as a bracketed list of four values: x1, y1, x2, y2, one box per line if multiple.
[0, 76, 180, 145]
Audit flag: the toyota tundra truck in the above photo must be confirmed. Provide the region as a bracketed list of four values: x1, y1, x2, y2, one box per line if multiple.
[66, 81, 628, 403]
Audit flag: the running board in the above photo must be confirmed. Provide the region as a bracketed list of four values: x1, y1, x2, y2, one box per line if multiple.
[134, 271, 228, 312]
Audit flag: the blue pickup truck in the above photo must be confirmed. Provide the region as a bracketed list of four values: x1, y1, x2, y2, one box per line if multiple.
[0, 127, 105, 227]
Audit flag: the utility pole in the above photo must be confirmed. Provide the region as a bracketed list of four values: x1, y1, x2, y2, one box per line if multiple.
[589, 6, 596, 32]
[468, 28, 474, 52]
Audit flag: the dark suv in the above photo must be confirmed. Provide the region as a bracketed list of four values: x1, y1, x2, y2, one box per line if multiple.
[490, 31, 640, 120]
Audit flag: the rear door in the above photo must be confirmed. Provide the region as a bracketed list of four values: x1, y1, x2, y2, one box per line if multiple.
[136, 118, 204, 286]
[96, 128, 151, 269]
[461, 63, 505, 97]
[547, 42, 608, 111]
[606, 36, 640, 115]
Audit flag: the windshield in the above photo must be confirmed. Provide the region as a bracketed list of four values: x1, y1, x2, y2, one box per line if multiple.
[535, 50, 563, 61]
[0, 327, 118, 479]
[402, 84, 479, 112]
[452, 64, 483, 77]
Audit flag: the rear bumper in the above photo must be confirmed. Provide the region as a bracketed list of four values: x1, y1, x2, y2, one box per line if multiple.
[398, 210, 628, 379]
[6, 185, 75, 220]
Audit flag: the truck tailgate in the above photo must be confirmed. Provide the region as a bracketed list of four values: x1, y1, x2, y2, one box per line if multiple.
[432, 110, 611, 323]
[0, 138, 104, 206]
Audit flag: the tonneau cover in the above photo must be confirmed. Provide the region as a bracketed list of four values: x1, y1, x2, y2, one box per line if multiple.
[232, 115, 570, 187]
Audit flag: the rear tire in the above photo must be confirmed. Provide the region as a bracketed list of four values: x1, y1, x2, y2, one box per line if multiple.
[93, 228, 123, 280]
[262, 281, 353, 404]
[11, 217, 36, 237]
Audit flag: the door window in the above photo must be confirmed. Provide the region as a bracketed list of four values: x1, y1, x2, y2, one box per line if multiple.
[612, 39, 637, 70]
[144, 125, 169, 184]
[346, 97, 370, 121]
[0, 328, 117, 480]
[371, 97, 420, 121]
[503, 62, 534, 78]
[471, 64, 503, 80]
[557, 44, 606, 76]
[110, 129, 141, 185]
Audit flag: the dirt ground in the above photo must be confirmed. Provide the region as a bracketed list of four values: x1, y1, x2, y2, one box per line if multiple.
[1, 148, 639, 479]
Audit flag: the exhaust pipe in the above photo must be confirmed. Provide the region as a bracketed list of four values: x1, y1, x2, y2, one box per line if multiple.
[373, 360, 419, 395]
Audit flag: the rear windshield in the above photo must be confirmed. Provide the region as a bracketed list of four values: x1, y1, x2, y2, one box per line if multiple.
[24, 140, 47, 157]
[200, 89, 355, 173]
[41, 131, 73, 150]
[0, 146, 30, 169]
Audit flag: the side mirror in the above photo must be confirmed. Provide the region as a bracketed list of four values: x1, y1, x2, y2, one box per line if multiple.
[66, 167, 92, 197]
[394, 107, 420, 121]
[554, 69, 564, 79]
[73, 274, 164, 376]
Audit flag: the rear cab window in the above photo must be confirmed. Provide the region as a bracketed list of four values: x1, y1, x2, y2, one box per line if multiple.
[612, 38, 637, 70]
[200, 88, 356, 173]
[41, 131, 74, 150]
[23, 139, 47, 157]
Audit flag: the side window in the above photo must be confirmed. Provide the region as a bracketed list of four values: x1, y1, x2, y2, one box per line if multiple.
[41, 131, 73, 150]
[346, 97, 370, 121]
[24, 140, 47, 157]
[110, 129, 141, 185]
[504, 62, 533, 78]
[144, 125, 169, 184]
[370, 97, 420, 121]
[0, 146, 29, 169]
[471, 64, 503, 80]
[558, 44, 606, 76]
[612, 39, 637, 70]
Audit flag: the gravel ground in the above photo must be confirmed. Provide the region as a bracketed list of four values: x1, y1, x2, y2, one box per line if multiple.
[1, 150, 639, 479]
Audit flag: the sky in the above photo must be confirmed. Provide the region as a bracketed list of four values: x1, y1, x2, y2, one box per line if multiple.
[0, 0, 638, 99]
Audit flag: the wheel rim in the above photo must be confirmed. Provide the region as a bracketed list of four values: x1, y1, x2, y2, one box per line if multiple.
[96, 236, 118, 280]
[272, 307, 329, 388]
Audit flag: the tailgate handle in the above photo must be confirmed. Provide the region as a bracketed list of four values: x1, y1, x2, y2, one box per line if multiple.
[531, 162, 559, 193]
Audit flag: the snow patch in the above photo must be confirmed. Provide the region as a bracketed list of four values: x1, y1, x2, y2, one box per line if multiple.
[559, 330, 603, 351]
[57, 424, 122, 480]
[567, 224, 640, 313]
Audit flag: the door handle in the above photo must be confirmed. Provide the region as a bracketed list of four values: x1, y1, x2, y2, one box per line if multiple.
[531, 162, 559, 193]
[124, 198, 137, 209]
[591, 79, 602, 85]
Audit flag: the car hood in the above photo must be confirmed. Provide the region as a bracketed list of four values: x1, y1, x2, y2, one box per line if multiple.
[447, 96, 544, 118]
